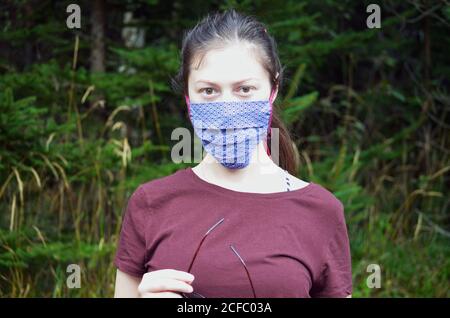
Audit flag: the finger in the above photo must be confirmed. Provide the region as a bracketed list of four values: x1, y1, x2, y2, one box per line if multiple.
[141, 291, 182, 298]
[147, 269, 195, 283]
[139, 277, 194, 294]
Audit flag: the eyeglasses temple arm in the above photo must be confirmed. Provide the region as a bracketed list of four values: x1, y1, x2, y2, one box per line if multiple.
[187, 217, 225, 273]
[230, 245, 257, 298]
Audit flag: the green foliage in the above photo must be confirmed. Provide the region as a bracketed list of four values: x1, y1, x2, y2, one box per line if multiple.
[282, 91, 318, 125]
[0, 0, 448, 297]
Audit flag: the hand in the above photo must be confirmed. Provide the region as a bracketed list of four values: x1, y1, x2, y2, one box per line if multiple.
[137, 269, 195, 298]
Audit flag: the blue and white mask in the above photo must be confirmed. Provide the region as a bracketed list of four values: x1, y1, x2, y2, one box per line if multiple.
[185, 90, 275, 169]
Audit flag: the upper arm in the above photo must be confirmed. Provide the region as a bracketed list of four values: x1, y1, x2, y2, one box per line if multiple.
[113, 186, 150, 297]
[114, 186, 149, 280]
[114, 268, 142, 298]
[311, 201, 353, 298]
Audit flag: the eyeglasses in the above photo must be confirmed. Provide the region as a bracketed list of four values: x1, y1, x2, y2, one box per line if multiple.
[181, 217, 257, 298]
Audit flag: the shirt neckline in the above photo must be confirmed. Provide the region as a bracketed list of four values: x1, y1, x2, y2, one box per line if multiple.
[184, 166, 316, 200]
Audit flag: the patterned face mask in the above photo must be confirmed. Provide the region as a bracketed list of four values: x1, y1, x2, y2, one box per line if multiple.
[185, 89, 275, 169]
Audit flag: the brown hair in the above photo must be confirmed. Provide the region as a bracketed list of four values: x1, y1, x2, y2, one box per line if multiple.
[171, 9, 297, 174]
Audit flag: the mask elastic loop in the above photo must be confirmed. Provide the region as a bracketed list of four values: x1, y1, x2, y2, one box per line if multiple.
[185, 94, 191, 118]
[269, 88, 276, 104]
[266, 89, 275, 157]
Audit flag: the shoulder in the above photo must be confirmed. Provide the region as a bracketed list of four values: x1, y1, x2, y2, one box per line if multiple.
[133, 167, 190, 208]
[309, 182, 344, 212]
[309, 183, 350, 250]
[139, 168, 187, 193]
[288, 172, 343, 214]
[299, 180, 346, 232]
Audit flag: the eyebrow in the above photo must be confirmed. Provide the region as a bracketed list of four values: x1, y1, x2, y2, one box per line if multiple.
[195, 78, 258, 85]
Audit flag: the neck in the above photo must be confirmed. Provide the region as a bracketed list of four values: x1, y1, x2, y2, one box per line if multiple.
[195, 141, 281, 183]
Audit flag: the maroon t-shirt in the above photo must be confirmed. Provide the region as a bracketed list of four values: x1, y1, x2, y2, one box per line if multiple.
[114, 167, 353, 298]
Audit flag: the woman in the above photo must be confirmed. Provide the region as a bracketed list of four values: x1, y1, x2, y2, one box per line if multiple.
[114, 9, 352, 298]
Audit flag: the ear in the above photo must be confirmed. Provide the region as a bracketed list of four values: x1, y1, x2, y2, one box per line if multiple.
[272, 84, 279, 101]
[273, 72, 280, 100]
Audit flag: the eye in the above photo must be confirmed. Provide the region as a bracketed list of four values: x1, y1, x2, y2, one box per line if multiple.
[199, 87, 217, 96]
[238, 86, 255, 94]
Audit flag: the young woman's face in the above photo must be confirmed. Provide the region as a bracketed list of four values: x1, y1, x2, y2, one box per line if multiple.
[187, 42, 277, 103]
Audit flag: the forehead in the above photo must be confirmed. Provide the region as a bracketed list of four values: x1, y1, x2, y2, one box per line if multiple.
[189, 43, 268, 84]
